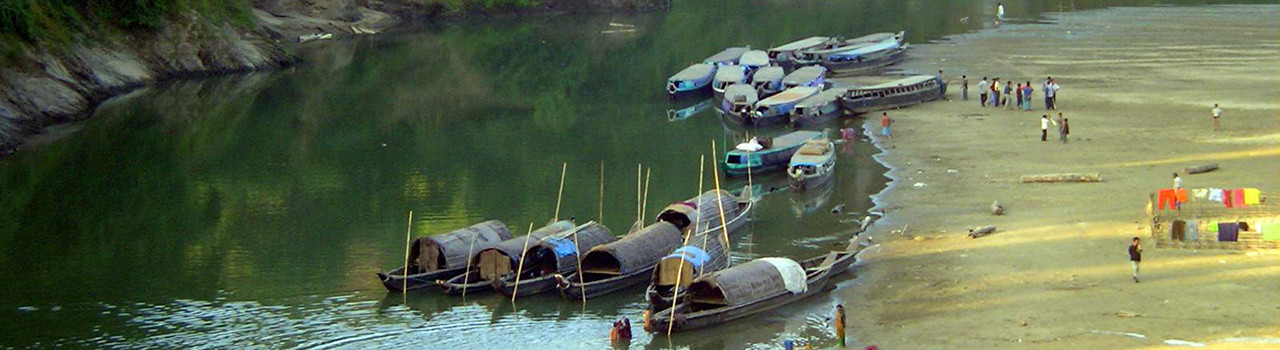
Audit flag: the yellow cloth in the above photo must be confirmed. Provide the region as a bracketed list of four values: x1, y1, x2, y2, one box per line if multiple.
[1243, 188, 1261, 205]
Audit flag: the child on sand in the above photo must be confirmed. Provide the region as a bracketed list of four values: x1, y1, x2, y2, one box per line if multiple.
[1129, 237, 1143, 283]
[880, 112, 893, 139]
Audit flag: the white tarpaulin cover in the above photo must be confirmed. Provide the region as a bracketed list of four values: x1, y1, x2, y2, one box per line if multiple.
[759, 257, 807, 294]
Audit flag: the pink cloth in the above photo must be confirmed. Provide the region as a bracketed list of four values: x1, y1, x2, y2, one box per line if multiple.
[1232, 188, 1247, 208]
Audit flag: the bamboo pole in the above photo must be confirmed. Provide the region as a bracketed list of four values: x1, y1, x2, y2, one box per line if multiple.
[641, 167, 652, 222]
[636, 164, 642, 224]
[461, 230, 479, 299]
[668, 154, 704, 335]
[554, 163, 567, 222]
[573, 221, 587, 304]
[599, 161, 605, 222]
[711, 140, 732, 266]
[403, 210, 414, 295]
[510, 222, 536, 301]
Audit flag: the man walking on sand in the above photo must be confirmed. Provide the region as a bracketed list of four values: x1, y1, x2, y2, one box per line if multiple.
[1040, 114, 1055, 142]
[1057, 113, 1069, 143]
[880, 112, 893, 139]
[991, 78, 1001, 107]
[1043, 77, 1057, 110]
[1003, 79, 1014, 108]
[978, 77, 989, 106]
[1129, 237, 1143, 283]
[1212, 104, 1222, 131]
[834, 304, 846, 347]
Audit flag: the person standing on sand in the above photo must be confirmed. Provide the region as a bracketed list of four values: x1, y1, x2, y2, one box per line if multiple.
[1022, 81, 1034, 111]
[1003, 79, 1013, 108]
[997, 2, 1006, 23]
[1173, 173, 1183, 189]
[1043, 77, 1056, 110]
[834, 304, 846, 347]
[1057, 113, 1069, 143]
[962, 75, 969, 101]
[937, 70, 949, 100]
[1211, 104, 1222, 131]
[991, 78, 1001, 107]
[1015, 83, 1023, 110]
[978, 77, 989, 106]
[880, 112, 893, 139]
[1129, 237, 1143, 283]
[1040, 114, 1055, 141]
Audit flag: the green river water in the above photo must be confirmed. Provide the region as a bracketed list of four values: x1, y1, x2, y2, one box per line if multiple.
[0, 1, 1264, 349]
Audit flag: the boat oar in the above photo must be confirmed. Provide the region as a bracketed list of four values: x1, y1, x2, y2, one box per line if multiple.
[510, 222, 536, 302]
[554, 162, 567, 222]
[403, 210, 414, 296]
[711, 140, 732, 266]
[461, 230, 480, 299]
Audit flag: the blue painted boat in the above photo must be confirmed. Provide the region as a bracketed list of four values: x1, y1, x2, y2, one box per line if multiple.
[741, 86, 820, 126]
[703, 47, 750, 66]
[712, 65, 748, 99]
[722, 130, 824, 177]
[750, 66, 785, 98]
[782, 66, 827, 89]
[667, 63, 717, 99]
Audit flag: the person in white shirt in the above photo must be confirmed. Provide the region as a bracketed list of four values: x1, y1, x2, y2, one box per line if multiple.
[1174, 173, 1183, 189]
[1040, 114, 1056, 142]
[978, 77, 989, 107]
[1211, 104, 1222, 131]
[997, 3, 1006, 23]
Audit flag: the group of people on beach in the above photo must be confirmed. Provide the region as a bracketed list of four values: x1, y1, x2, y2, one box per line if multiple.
[965, 76, 1059, 111]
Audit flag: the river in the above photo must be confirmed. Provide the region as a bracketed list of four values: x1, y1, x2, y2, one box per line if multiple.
[0, 0, 1264, 349]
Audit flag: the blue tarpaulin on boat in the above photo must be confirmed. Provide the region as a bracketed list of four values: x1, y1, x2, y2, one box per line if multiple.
[664, 246, 711, 270]
[544, 237, 579, 257]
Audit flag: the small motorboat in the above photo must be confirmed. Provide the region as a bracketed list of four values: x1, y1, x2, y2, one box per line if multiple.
[787, 139, 836, 191]
[703, 47, 751, 66]
[750, 66, 785, 98]
[719, 83, 759, 117]
[781, 66, 827, 89]
[767, 36, 834, 68]
[712, 65, 748, 100]
[722, 130, 824, 177]
[667, 63, 717, 99]
[789, 87, 848, 127]
[742, 86, 820, 126]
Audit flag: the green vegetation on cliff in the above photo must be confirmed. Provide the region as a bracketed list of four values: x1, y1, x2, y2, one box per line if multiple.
[0, 0, 253, 47]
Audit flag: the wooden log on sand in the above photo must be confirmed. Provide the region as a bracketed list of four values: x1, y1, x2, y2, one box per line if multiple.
[1183, 163, 1218, 174]
[1019, 173, 1102, 183]
[990, 201, 1004, 216]
[968, 226, 997, 238]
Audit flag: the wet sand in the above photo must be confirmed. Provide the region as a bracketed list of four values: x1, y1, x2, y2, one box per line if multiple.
[841, 5, 1279, 349]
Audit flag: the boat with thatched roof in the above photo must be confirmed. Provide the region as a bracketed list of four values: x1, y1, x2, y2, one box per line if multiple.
[376, 220, 513, 292]
[838, 75, 946, 114]
[722, 130, 824, 177]
[559, 190, 752, 300]
[788, 139, 836, 191]
[436, 220, 575, 295]
[493, 222, 618, 298]
[647, 243, 862, 332]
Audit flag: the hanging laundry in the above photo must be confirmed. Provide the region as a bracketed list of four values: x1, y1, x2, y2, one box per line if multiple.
[1263, 220, 1280, 241]
[1175, 188, 1188, 204]
[1208, 188, 1224, 202]
[1231, 188, 1246, 207]
[1242, 188, 1261, 205]
[1186, 220, 1199, 241]
[1223, 190, 1234, 208]
[1218, 222, 1239, 242]
[1205, 220, 1219, 233]
[1170, 220, 1186, 241]
[1157, 188, 1177, 210]
[1191, 188, 1208, 199]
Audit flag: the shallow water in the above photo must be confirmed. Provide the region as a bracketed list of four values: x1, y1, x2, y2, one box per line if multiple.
[0, 0, 1268, 348]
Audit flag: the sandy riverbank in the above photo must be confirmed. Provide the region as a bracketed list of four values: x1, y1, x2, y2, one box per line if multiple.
[841, 5, 1279, 350]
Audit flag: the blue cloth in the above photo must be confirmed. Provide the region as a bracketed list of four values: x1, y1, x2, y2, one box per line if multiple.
[882, 126, 891, 136]
[544, 237, 579, 257]
[1187, 220, 1198, 241]
[665, 246, 711, 270]
[1218, 222, 1239, 242]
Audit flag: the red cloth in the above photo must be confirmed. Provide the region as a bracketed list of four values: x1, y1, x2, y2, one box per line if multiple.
[1157, 189, 1177, 210]
[1231, 188, 1246, 208]
[1223, 189, 1233, 208]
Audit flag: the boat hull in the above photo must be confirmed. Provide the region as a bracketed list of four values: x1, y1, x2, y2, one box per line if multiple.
[559, 266, 655, 300]
[820, 48, 908, 74]
[439, 273, 494, 296]
[789, 170, 834, 191]
[789, 109, 842, 127]
[494, 275, 560, 298]
[724, 147, 806, 177]
[377, 267, 463, 292]
[668, 85, 712, 100]
[839, 81, 945, 115]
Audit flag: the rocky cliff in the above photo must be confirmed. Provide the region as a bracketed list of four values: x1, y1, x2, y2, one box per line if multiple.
[0, 0, 670, 156]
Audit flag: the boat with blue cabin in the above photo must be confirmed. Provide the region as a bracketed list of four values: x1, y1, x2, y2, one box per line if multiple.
[722, 130, 824, 177]
[738, 50, 770, 76]
[838, 75, 946, 114]
[703, 47, 751, 66]
[712, 65, 748, 99]
[750, 66, 785, 98]
[737, 86, 820, 126]
[719, 83, 758, 115]
[782, 66, 827, 89]
[789, 87, 848, 127]
[667, 63, 717, 99]
[767, 36, 833, 68]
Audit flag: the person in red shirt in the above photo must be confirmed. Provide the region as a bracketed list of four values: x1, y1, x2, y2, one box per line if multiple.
[880, 112, 893, 139]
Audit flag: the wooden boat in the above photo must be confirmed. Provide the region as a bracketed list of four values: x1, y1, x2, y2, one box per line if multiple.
[738, 50, 770, 76]
[643, 192, 754, 312]
[793, 32, 907, 74]
[730, 86, 820, 126]
[722, 130, 824, 177]
[493, 222, 618, 298]
[766, 36, 833, 68]
[781, 66, 827, 89]
[838, 75, 946, 114]
[790, 32, 902, 66]
[703, 47, 750, 66]
[376, 220, 512, 292]
[750, 66, 785, 98]
[559, 190, 751, 300]
[711, 65, 747, 100]
[668, 98, 713, 122]
[718, 83, 758, 115]
[648, 244, 862, 332]
[436, 220, 575, 295]
[788, 139, 836, 191]
[789, 87, 848, 127]
[667, 63, 717, 99]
